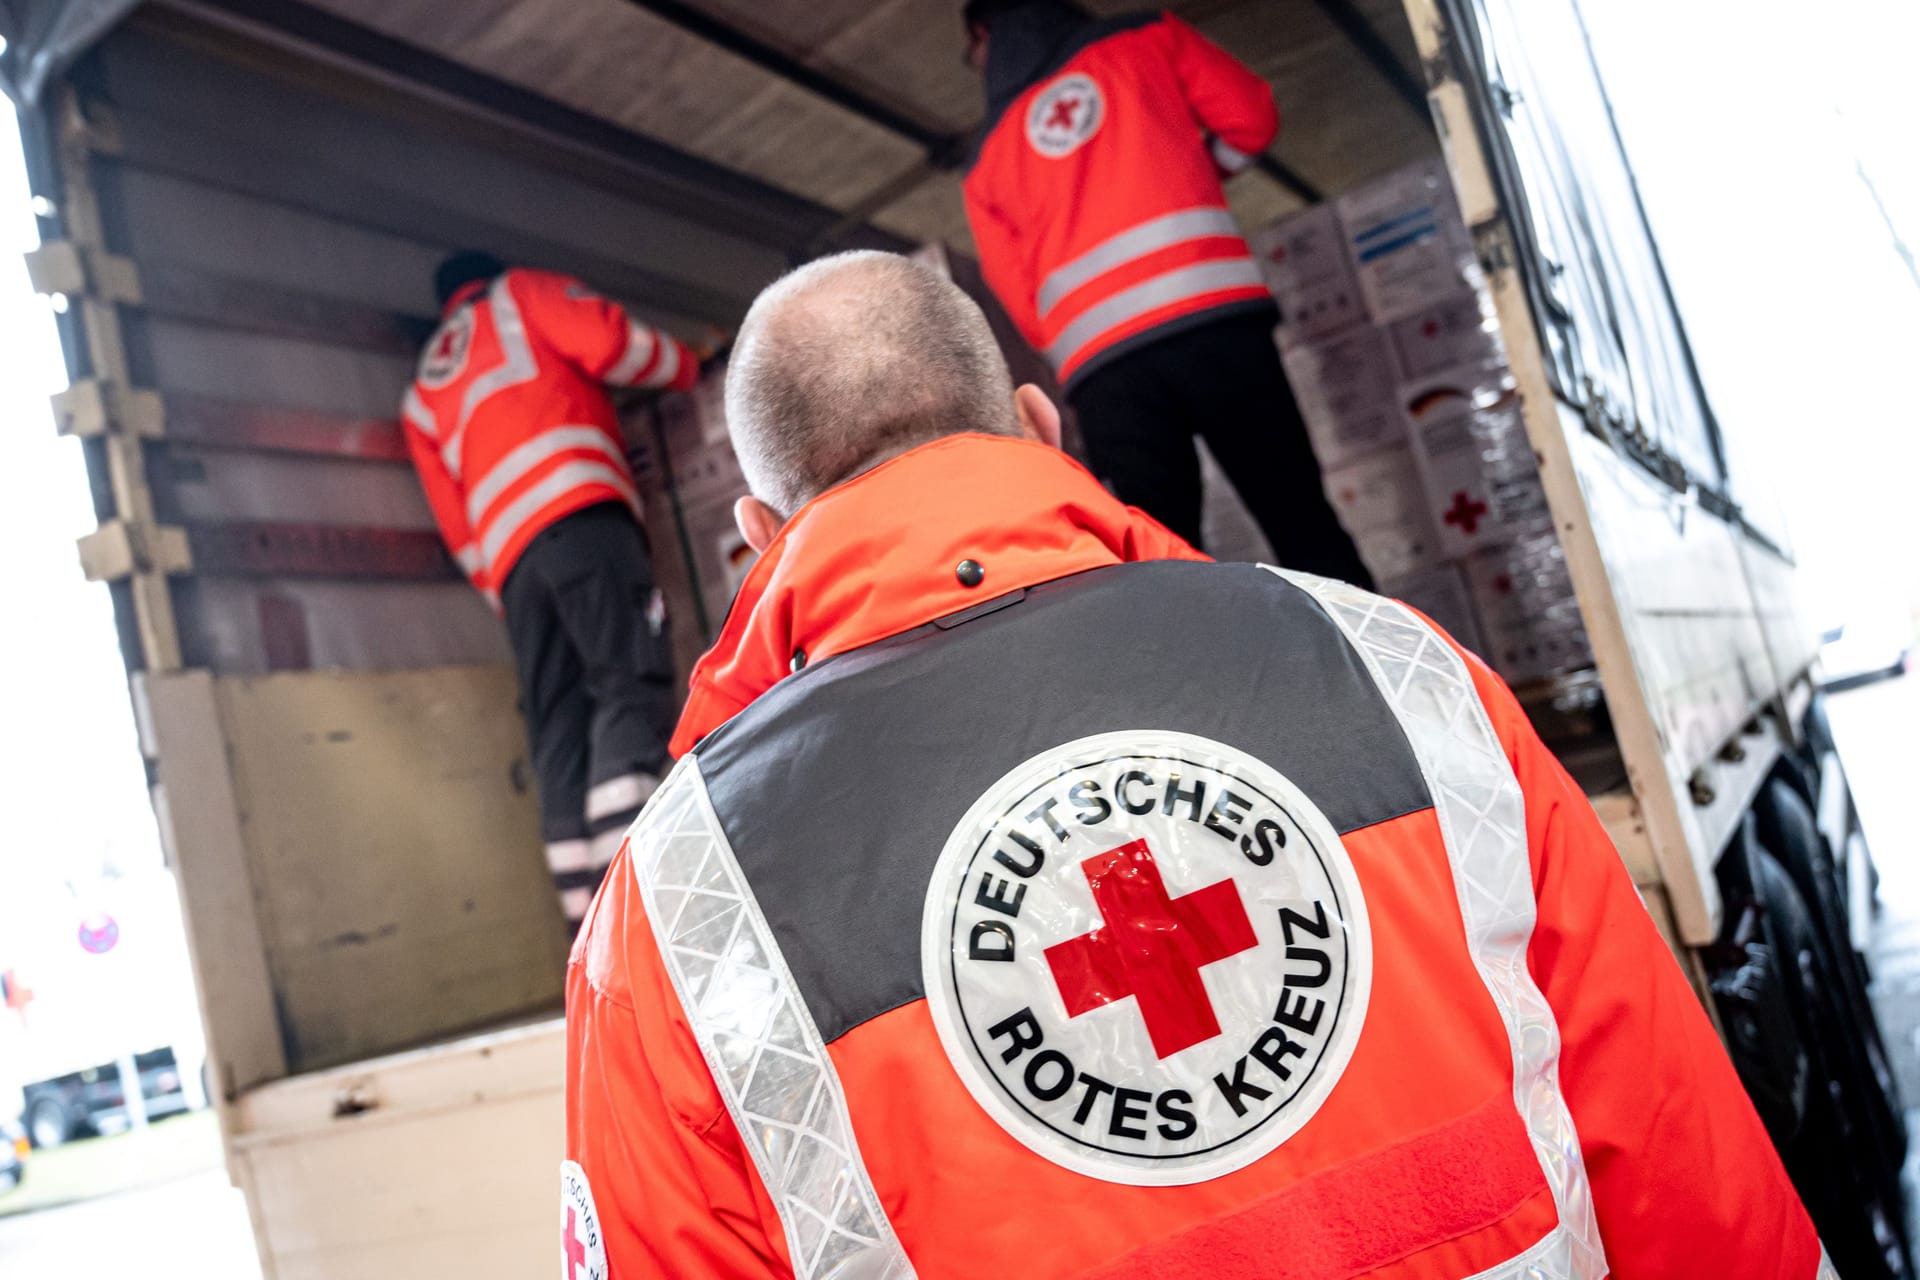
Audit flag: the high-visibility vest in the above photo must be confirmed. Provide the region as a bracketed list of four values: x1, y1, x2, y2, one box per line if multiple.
[963, 14, 1280, 388]
[562, 434, 1828, 1280]
[401, 267, 695, 597]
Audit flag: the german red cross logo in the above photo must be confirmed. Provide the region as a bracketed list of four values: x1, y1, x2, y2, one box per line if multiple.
[922, 731, 1372, 1186]
[1027, 73, 1105, 158]
[559, 1160, 608, 1280]
[417, 306, 474, 390]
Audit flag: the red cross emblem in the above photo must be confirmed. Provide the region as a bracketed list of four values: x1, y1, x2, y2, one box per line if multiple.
[1045, 95, 1082, 131]
[563, 1204, 589, 1279]
[1443, 490, 1489, 535]
[1044, 838, 1258, 1059]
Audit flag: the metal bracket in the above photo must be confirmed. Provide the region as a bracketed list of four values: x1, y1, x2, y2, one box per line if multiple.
[78, 519, 194, 582]
[24, 239, 143, 304]
[52, 378, 167, 440]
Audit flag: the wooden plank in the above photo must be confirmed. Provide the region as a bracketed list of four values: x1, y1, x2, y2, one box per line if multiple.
[230, 1022, 563, 1280]
[135, 259, 436, 356]
[184, 520, 455, 579]
[162, 392, 409, 461]
[214, 666, 566, 1073]
[233, 1085, 560, 1280]
[234, 1018, 562, 1139]
[77, 518, 193, 582]
[1592, 789, 1659, 887]
[142, 670, 290, 1098]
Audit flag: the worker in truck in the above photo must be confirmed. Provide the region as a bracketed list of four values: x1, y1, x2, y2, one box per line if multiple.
[959, 0, 1372, 588]
[560, 252, 1831, 1279]
[402, 252, 697, 935]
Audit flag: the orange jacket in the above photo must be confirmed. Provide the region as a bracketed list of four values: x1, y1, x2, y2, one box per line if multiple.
[563, 435, 1823, 1280]
[401, 267, 697, 597]
[963, 12, 1279, 387]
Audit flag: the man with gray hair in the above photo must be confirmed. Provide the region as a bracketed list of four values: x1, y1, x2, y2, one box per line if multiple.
[560, 252, 1820, 1280]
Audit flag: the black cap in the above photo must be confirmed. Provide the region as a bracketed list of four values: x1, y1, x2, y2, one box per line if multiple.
[434, 250, 505, 308]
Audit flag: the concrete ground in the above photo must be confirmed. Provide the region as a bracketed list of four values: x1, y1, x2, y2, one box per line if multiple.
[0, 1167, 261, 1278]
[1827, 670, 1920, 1250]
[0, 1110, 261, 1277]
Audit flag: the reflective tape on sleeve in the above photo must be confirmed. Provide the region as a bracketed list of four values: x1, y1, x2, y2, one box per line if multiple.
[607, 321, 660, 386]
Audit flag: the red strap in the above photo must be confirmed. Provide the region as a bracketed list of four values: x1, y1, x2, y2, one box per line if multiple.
[1083, 1095, 1548, 1280]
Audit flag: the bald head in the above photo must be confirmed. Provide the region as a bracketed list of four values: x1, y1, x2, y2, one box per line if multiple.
[725, 251, 1025, 518]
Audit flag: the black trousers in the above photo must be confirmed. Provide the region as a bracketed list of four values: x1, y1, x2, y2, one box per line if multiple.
[501, 503, 675, 923]
[1068, 311, 1375, 589]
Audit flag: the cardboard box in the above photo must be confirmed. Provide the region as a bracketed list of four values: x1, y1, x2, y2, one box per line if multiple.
[1381, 561, 1486, 657]
[1322, 447, 1431, 537]
[1280, 324, 1408, 469]
[1352, 522, 1445, 582]
[1247, 204, 1366, 348]
[1385, 291, 1505, 383]
[1462, 523, 1594, 685]
[1403, 383, 1546, 558]
[1336, 157, 1481, 324]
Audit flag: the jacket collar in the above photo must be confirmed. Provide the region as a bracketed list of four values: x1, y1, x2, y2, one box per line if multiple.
[670, 433, 1205, 755]
[442, 279, 490, 315]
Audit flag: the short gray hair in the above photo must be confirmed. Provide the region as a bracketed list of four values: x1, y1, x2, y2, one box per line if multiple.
[724, 251, 1021, 516]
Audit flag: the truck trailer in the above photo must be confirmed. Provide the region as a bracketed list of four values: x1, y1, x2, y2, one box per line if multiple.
[1, 0, 1903, 1275]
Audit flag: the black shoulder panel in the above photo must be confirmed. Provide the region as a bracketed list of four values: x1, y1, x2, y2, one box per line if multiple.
[694, 561, 1428, 1043]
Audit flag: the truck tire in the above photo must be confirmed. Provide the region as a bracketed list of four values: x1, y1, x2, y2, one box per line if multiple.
[1715, 816, 1914, 1279]
[26, 1095, 73, 1150]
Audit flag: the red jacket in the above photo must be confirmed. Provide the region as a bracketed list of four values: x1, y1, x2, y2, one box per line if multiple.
[963, 13, 1280, 387]
[401, 268, 697, 597]
[563, 436, 1823, 1279]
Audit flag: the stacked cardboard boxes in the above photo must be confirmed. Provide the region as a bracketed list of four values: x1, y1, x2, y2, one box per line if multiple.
[1251, 157, 1592, 686]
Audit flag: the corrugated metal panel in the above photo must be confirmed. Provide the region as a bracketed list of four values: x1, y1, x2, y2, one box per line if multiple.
[293, 0, 1440, 249]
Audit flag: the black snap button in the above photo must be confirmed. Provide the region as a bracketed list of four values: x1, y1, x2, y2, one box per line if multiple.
[789, 649, 807, 673]
[955, 559, 985, 588]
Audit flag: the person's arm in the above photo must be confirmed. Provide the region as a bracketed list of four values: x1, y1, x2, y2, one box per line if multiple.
[1458, 643, 1826, 1278]
[515, 269, 699, 393]
[963, 179, 1044, 349]
[1156, 13, 1280, 176]
[400, 386, 491, 603]
[565, 845, 790, 1278]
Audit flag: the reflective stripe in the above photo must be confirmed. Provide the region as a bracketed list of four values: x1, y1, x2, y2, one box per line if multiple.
[401, 386, 437, 438]
[589, 827, 624, 871]
[642, 333, 682, 389]
[1036, 207, 1242, 319]
[477, 459, 640, 568]
[630, 759, 915, 1280]
[1462, 1226, 1575, 1280]
[546, 839, 591, 875]
[452, 543, 483, 579]
[1045, 258, 1265, 373]
[1275, 568, 1607, 1280]
[586, 771, 657, 824]
[606, 321, 659, 386]
[1209, 136, 1254, 175]
[464, 426, 627, 529]
[1817, 1245, 1839, 1280]
[450, 275, 540, 477]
